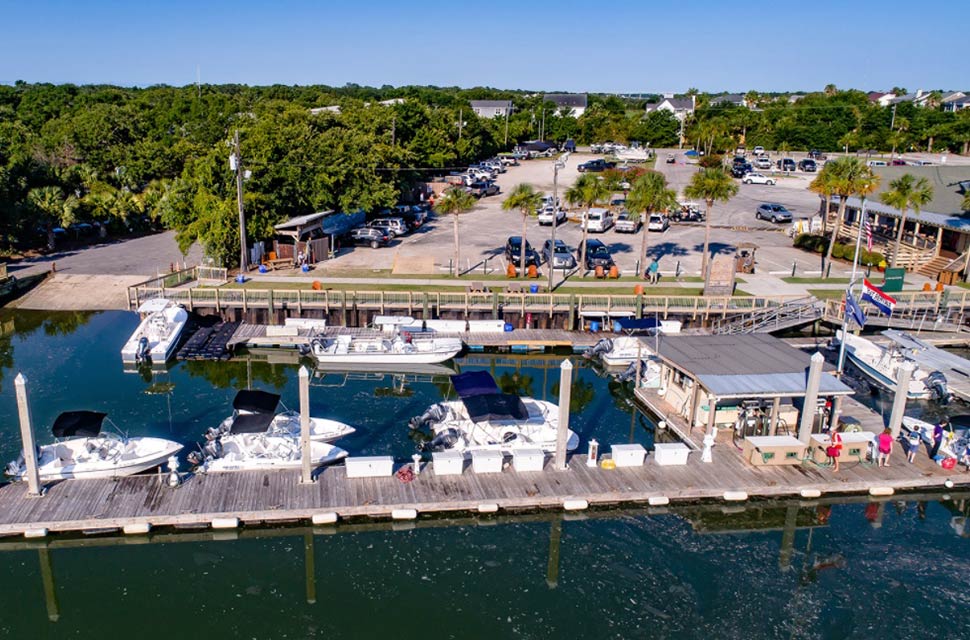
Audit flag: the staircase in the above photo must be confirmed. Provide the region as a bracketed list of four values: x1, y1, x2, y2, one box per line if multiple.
[712, 297, 823, 334]
[916, 255, 956, 280]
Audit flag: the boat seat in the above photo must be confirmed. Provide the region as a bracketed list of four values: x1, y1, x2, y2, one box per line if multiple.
[55, 444, 74, 464]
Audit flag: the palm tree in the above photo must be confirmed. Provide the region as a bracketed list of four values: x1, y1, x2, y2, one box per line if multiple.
[881, 173, 933, 268]
[684, 168, 738, 276]
[626, 172, 677, 279]
[809, 167, 838, 236]
[564, 174, 610, 275]
[822, 157, 880, 276]
[28, 186, 78, 250]
[434, 187, 477, 277]
[501, 183, 543, 277]
[824, 84, 838, 97]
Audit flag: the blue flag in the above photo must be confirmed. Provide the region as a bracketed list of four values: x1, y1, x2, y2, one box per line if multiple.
[845, 292, 866, 328]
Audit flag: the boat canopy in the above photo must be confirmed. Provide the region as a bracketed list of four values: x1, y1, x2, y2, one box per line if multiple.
[451, 371, 500, 398]
[613, 318, 660, 333]
[52, 411, 107, 438]
[451, 371, 528, 422]
[137, 298, 172, 314]
[229, 412, 276, 434]
[233, 390, 281, 414]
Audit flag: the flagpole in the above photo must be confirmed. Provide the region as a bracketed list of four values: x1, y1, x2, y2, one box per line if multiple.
[836, 196, 868, 376]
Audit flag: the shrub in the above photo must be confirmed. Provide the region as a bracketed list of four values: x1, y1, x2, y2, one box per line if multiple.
[814, 239, 827, 254]
[831, 244, 845, 259]
[867, 251, 884, 265]
[842, 244, 857, 262]
[699, 154, 724, 169]
[794, 233, 812, 249]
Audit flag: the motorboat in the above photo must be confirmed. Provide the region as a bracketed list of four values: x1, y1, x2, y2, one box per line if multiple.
[585, 319, 681, 368]
[209, 389, 356, 443]
[901, 416, 967, 459]
[4, 411, 183, 481]
[121, 298, 189, 365]
[303, 332, 463, 365]
[837, 330, 949, 401]
[192, 433, 348, 473]
[409, 371, 579, 456]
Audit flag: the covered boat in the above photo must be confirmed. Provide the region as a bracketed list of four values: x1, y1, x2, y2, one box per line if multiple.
[210, 389, 356, 443]
[409, 371, 579, 455]
[304, 333, 463, 365]
[121, 298, 188, 365]
[837, 330, 949, 401]
[4, 411, 183, 481]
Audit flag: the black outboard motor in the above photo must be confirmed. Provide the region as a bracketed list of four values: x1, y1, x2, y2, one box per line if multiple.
[585, 338, 614, 360]
[616, 360, 646, 382]
[409, 403, 449, 430]
[135, 336, 151, 363]
[425, 428, 460, 451]
[926, 371, 951, 405]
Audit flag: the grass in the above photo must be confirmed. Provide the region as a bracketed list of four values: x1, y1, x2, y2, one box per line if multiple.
[782, 277, 851, 284]
[807, 289, 845, 300]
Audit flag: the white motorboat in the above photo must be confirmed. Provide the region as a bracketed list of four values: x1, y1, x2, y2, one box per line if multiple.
[587, 335, 659, 368]
[409, 371, 579, 456]
[837, 330, 949, 401]
[4, 411, 183, 481]
[209, 390, 356, 443]
[901, 416, 966, 459]
[121, 298, 189, 365]
[305, 332, 463, 365]
[194, 434, 348, 473]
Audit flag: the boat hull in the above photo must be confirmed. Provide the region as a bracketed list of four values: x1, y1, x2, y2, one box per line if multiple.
[8, 438, 182, 482]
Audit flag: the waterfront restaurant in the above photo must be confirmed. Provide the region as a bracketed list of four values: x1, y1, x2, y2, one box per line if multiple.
[642, 334, 854, 442]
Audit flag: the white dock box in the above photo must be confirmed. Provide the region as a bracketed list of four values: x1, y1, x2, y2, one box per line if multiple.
[432, 450, 465, 476]
[512, 448, 545, 472]
[345, 456, 394, 478]
[611, 443, 647, 467]
[471, 450, 504, 474]
[653, 442, 690, 466]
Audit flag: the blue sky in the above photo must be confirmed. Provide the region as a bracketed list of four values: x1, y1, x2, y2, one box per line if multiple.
[1, 0, 962, 93]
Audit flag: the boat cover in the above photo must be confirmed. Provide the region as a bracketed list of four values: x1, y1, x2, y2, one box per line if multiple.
[460, 393, 530, 423]
[52, 411, 107, 438]
[232, 390, 281, 414]
[229, 412, 276, 434]
[451, 371, 500, 398]
[613, 318, 660, 333]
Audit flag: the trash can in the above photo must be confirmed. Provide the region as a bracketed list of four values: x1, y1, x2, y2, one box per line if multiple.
[301, 264, 310, 273]
[590, 321, 601, 332]
[258, 265, 268, 274]
[504, 323, 514, 332]
[529, 284, 539, 294]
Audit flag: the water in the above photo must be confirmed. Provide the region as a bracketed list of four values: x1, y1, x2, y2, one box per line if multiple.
[0, 310, 969, 639]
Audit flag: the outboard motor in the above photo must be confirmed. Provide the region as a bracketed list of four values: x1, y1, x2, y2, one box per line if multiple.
[926, 371, 951, 405]
[409, 403, 449, 430]
[585, 338, 614, 360]
[135, 336, 151, 363]
[297, 343, 311, 356]
[425, 428, 460, 451]
[186, 450, 205, 467]
[203, 439, 223, 459]
[617, 360, 644, 383]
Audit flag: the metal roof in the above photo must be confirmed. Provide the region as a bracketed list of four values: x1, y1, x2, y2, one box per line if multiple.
[274, 211, 333, 230]
[470, 100, 512, 109]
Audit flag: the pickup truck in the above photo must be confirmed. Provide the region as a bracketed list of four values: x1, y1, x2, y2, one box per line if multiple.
[577, 159, 617, 173]
[614, 211, 641, 233]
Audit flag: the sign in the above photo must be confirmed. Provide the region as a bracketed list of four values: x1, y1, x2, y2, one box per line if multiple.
[881, 267, 905, 293]
[704, 256, 736, 296]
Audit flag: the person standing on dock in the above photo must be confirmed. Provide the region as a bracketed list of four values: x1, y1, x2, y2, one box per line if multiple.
[876, 428, 893, 467]
[906, 428, 922, 464]
[930, 419, 949, 460]
[827, 428, 843, 472]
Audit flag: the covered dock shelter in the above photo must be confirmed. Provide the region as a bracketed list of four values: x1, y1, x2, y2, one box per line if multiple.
[272, 209, 366, 264]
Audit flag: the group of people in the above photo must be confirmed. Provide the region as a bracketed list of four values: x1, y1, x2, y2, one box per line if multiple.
[823, 417, 967, 472]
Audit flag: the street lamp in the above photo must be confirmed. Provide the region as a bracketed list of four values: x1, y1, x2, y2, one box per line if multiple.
[549, 152, 570, 290]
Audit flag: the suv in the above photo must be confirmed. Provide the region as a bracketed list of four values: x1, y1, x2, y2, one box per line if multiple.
[537, 206, 566, 226]
[578, 239, 615, 270]
[731, 163, 754, 178]
[753, 146, 766, 156]
[582, 208, 614, 233]
[542, 239, 577, 269]
[504, 236, 540, 268]
[390, 206, 427, 230]
[755, 203, 793, 223]
[742, 172, 776, 185]
[777, 158, 796, 172]
[797, 159, 817, 172]
[369, 217, 408, 237]
[807, 149, 826, 160]
[577, 159, 616, 172]
[755, 156, 772, 170]
[647, 213, 669, 232]
[469, 181, 499, 197]
[350, 227, 391, 248]
[614, 211, 641, 233]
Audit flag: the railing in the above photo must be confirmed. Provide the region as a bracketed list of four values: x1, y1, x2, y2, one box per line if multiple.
[713, 297, 822, 334]
[197, 266, 228, 286]
[822, 290, 969, 331]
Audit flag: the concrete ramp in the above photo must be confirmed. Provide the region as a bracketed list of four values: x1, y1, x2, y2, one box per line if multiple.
[12, 274, 148, 310]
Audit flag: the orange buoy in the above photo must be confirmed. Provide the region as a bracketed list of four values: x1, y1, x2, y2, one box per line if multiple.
[634, 284, 644, 295]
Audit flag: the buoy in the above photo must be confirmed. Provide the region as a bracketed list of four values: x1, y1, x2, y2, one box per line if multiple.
[944, 479, 955, 489]
[311, 512, 338, 525]
[123, 523, 151, 535]
[723, 491, 748, 502]
[648, 496, 670, 506]
[477, 503, 499, 513]
[563, 499, 589, 511]
[24, 528, 48, 539]
[211, 517, 239, 529]
[868, 487, 895, 496]
[800, 488, 822, 499]
[391, 509, 418, 520]
[600, 459, 617, 470]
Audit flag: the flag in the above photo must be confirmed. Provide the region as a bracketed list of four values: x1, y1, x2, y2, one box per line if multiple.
[845, 292, 867, 328]
[864, 217, 873, 251]
[862, 278, 896, 316]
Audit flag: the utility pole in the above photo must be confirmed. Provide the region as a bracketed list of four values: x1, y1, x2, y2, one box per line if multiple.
[231, 130, 248, 272]
[458, 108, 463, 140]
[890, 103, 897, 131]
[504, 106, 510, 146]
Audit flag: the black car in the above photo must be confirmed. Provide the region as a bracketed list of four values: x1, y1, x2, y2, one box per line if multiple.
[808, 149, 826, 160]
[578, 239, 614, 270]
[350, 227, 391, 248]
[577, 159, 617, 173]
[797, 159, 817, 172]
[731, 163, 753, 178]
[505, 236, 540, 268]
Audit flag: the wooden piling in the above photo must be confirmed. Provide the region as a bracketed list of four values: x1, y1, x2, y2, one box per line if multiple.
[555, 360, 573, 471]
[38, 548, 59, 622]
[546, 518, 562, 589]
[304, 532, 317, 604]
[888, 362, 914, 439]
[798, 353, 824, 444]
[14, 373, 41, 497]
[299, 366, 312, 485]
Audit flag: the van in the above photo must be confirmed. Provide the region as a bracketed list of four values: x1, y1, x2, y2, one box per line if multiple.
[581, 208, 614, 233]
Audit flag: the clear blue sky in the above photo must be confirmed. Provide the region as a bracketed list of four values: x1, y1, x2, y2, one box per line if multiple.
[1, 0, 962, 93]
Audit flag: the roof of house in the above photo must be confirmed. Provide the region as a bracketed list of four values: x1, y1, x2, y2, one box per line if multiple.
[647, 98, 695, 112]
[470, 100, 513, 109]
[942, 92, 969, 104]
[543, 93, 588, 108]
[655, 334, 852, 398]
[711, 93, 745, 104]
[867, 91, 890, 101]
[273, 211, 333, 230]
[835, 166, 970, 228]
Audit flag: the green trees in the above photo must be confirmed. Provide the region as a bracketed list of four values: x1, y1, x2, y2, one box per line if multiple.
[626, 172, 677, 279]
[821, 158, 879, 275]
[684, 168, 738, 276]
[564, 174, 609, 274]
[27, 186, 78, 249]
[501, 183, 543, 276]
[433, 187, 477, 277]
[880, 173, 933, 268]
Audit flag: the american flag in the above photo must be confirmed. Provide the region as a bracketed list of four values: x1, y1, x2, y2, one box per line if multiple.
[864, 217, 873, 251]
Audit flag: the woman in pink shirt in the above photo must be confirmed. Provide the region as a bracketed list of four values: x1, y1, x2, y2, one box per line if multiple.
[876, 428, 894, 467]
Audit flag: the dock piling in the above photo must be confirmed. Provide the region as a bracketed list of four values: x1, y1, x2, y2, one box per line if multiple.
[299, 366, 312, 485]
[555, 360, 573, 471]
[38, 548, 60, 622]
[546, 518, 562, 589]
[888, 361, 915, 439]
[304, 532, 317, 605]
[14, 373, 42, 497]
[798, 353, 824, 444]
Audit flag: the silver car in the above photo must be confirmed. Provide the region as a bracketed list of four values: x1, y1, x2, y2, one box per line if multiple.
[755, 203, 792, 223]
[542, 239, 577, 269]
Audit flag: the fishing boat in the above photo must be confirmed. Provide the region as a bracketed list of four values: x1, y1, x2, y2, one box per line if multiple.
[409, 371, 579, 455]
[585, 319, 681, 368]
[901, 416, 967, 459]
[4, 411, 183, 481]
[210, 389, 356, 443]
[303, 332, 463, 365]
[837, 330, 949, 401]
[120, 298, 189, 365]
[192, 432, 348, 473]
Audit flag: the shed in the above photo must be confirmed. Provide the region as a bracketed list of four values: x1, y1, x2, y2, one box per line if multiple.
[273, 210, 366, 263]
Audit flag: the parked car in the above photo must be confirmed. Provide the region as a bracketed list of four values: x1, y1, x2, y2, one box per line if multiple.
[577, 159, 616, 173]
[350, 227, 392, 248]
[581, 207, 614, 233]
[742, 172, 776, 185]
[578, 238, 615, 270]
[755, 203, 793, 223]
[563, 139, 577, 153]
[614, 211, 641, 233]
[368, 217, 408, 237]
[537, 206, 566, 226]
[807, 149, 826, 160]
[647, 213, 669, 232]
[777, 158, 796, 172]
[731, 163, 754, 178]
[867, 160, 888, 167]
[797, 159, 817, 172]
[537, 195, 560, 211]
[504, 236, 540, 268]
[891, 159, 908, 166]
[665, 153, 676, 164]
[499, 155, 519, 166]
[542, 239, 577, 269]
[753, 146, 766, 156]
[469, 181, 500, 197]
[755, 156, 772, 170]
[389, 206, 427, 230]
[732, 156, 748, 167]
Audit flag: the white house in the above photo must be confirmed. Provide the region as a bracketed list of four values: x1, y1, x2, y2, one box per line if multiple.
[942, 92, 970, 112]
[645, 96, 695, 121]
[543, 93, 587, 118]
[470, 100, 513, 118]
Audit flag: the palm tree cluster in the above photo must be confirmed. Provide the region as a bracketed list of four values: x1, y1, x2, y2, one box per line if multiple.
[684, 167, 738, 276]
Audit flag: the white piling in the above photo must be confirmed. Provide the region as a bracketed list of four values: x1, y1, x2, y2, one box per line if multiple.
[14, 373, 42, 497]
[299, 366, 312, 484]
[555, 360, 573, 471]
[888, 361, 914, 439]
[798, 353, 825, 444]
[586, 439, 599, 467]
[412, 453, 422, 476]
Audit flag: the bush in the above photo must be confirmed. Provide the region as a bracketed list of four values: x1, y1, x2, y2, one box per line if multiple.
[831, 244, 845, 259]
[794, 233, 812, 249]
[867, 251, 884, 266]
[814, 239, 827, 254]
[699, 154, 724, 169]
[842, 244, 857, 262]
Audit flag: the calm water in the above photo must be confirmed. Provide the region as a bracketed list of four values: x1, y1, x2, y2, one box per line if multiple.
[0, 311, 968, 639]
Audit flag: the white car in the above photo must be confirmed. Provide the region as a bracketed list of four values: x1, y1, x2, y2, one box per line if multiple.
[742, 172, 776, 185]
[755, 156, 772, 170]
[753, 146, 766, 156]
[581, 208, 614, 233]
[647, 214, 669, 232]
[537, 206, 566, 226]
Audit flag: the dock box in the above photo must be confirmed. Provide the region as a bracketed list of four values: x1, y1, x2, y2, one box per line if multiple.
[432, 450, 465, 476]
[611, 443, 647, 467]
[471, 450, 504, 474]
[809, 432, 875, 463]
[742, 436, 807, 466]
[653, 442, 690, 466]
[345, 456, 394, 478]
[512, 448, 545, 472]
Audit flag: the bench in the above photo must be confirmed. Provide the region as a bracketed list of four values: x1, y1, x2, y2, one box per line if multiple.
[345, 456, 394, 478]
[432, 450, 465, 476]
[262, 258, 294, 271]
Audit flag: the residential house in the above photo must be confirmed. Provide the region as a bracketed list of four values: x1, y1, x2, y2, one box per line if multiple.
[543, 93, 587, 117]
[710, 93, 747, 108]
[889, 89, 937, 108]
[644, 96, 696, 121]
[867, 92, 897, 107]
[470, 100, 514, 118]
[942, 92, 970, 112]
[787, 95, 805, 104]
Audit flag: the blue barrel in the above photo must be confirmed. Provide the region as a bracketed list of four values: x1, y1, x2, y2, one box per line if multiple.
[235, 275, 246, 284]
[258, 264, 268, 274]
[529, 284, 539, 294]
[613, 321, 622, 333]
[590, 321, 601, 332]
[504, 323, 514, 332]
[301, 264, 310, 273]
